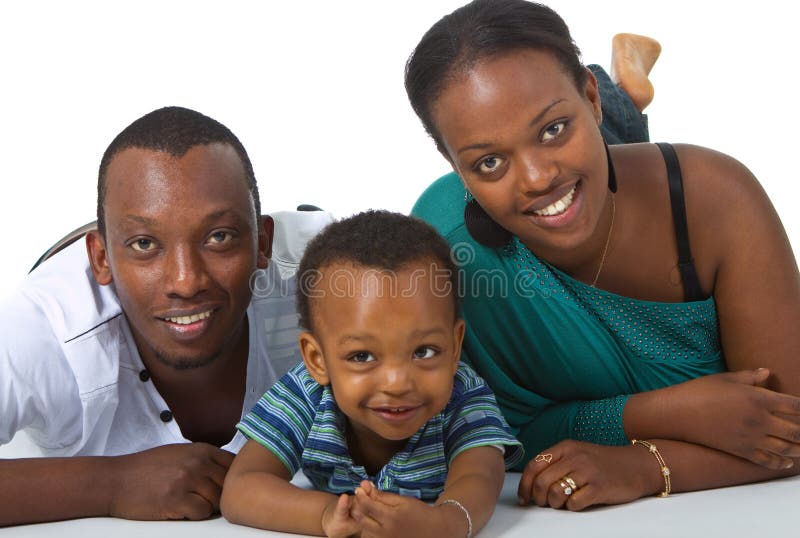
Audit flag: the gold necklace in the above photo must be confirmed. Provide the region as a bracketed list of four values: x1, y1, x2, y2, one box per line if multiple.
[591, 194, 615, 288]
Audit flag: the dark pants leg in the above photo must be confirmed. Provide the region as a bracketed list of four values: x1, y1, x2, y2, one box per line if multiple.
[588, 64, 650, 144]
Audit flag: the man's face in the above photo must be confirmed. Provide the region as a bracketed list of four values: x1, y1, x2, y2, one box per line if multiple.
[89, 143, 269, 370]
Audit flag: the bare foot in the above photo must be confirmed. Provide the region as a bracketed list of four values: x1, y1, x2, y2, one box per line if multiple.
[610, 33, 661, 112]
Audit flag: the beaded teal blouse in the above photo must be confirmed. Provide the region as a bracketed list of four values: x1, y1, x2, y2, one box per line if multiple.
[412, 172, 724, 465]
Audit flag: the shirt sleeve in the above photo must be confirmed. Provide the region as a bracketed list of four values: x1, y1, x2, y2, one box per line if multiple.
[236, 365, 318, 476]
[443, 364, 524, 470]
[0, 290, 83, 450]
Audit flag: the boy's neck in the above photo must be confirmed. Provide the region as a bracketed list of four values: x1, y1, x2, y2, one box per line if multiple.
[345, 420, 407, 476]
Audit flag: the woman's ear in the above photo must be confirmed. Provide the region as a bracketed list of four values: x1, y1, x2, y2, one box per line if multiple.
[583, 67, 603, 125]
[299, 331, 330, 386]
[86, 231, 113, 286]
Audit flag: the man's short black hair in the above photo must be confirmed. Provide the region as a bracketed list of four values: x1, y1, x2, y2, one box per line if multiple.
[296, 210, 461, 331]
[96, 106, 259, 236]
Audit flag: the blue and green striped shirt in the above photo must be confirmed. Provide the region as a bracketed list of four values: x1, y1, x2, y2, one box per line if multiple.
[237, 361, 523, 500]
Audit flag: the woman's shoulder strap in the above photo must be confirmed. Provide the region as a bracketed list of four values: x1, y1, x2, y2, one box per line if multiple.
[655, 142, 705, 302]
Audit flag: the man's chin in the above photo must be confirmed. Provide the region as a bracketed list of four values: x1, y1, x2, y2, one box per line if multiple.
[154, 350, 222, 371]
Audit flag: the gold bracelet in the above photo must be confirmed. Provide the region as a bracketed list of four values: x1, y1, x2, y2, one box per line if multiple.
[631, 439, 671, 497]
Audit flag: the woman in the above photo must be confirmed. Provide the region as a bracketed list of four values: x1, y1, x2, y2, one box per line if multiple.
[408, 0, 800, 510]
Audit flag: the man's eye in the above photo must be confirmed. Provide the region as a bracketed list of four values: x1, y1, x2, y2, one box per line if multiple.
[208, 231, 232, 244]
[130, 238, 156, 252]
[412, 346, 438, 360]
[541, 121, 566, 142]
[477, 155, 504, 174]
[349, 351, 375, 363]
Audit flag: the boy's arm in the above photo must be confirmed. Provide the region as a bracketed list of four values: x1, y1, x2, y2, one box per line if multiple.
[221, 439, 350, 536]
[435, 445, 506, 535]
[0, 443, 233, 526]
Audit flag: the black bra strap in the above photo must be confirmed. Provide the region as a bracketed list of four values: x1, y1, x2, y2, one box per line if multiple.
[655, 143, 705, 302]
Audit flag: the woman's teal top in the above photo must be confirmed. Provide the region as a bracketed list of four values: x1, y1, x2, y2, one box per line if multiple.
[412, 172, 724, 465]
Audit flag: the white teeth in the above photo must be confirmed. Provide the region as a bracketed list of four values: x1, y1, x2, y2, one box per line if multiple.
[533, 186, 576, 216]
[166, 310, 212, 325]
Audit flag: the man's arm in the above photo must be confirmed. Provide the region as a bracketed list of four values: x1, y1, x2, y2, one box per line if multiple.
[0, 443, 233, 526]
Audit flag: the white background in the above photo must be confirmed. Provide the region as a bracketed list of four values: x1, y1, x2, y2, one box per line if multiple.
[1, 0, 797, 299]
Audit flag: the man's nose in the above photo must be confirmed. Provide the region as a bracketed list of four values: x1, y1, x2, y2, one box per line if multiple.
[164, 245, 210, 298]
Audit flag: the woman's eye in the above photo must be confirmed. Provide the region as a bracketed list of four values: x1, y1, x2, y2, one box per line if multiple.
[349, 351, 376, 363]
[208, 231, 232, 244]
[412, 346, 438, 360]
[541, 121, 566, 142]
[130, 238, 156, 252]
[477, 155, 504, 174]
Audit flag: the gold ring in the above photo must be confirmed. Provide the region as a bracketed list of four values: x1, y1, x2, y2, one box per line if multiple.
[534, 453, 553, 464]
[560, 476, 578, 496]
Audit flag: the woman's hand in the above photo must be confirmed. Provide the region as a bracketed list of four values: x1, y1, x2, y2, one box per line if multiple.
[517, 440, 661, 511]
[638, 369, 800, 469]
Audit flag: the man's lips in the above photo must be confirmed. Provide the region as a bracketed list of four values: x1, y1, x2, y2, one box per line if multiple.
[154, 307, 220, 339]
[155, 305, 220, 324]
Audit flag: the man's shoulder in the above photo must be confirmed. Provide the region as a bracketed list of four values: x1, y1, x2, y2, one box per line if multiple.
[410, 171, 467, 238]
[8, 239, 122, 343]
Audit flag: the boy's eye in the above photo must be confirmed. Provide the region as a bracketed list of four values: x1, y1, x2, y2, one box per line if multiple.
[541, 121, 566, 142]
[412, 346, 438, 360]
[349, 351, 376, 363]
[130, 238, 156, 252]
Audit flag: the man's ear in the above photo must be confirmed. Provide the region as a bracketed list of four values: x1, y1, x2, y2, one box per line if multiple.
[257, 215, 274, 269]
[86, 231, 113, 286]
[299, 331, 330, 386]
[450, 318, 466, 375]
[583, 67, 602, 125]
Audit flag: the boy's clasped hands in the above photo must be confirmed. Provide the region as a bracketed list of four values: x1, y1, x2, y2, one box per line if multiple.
[323, 480, 469, 538]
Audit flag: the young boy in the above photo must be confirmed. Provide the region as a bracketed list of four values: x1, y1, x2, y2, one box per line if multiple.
[221, 210, 522, 537]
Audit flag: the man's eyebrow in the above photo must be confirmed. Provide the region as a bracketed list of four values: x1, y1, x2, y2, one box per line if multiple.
[456, 98, 566, 156]
[200, 209, 244, 224]
[123, 215, 155, 225]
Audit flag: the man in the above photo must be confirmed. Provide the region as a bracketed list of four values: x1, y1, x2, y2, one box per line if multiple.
[0, 107, 330, 525]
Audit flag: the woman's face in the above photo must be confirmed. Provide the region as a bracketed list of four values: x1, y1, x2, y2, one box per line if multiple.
[431, 49, 607, 256]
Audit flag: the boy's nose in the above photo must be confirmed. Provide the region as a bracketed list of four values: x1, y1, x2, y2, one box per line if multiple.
[380, 365, 414, 395]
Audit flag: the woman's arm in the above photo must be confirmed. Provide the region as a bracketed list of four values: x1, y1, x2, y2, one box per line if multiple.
[517, 436, 797, 511]
[221, 439, 353, 537]
[625, 145, 800, 466]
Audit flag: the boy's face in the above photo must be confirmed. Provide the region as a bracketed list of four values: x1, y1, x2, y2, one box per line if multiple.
[300, 260, 465, 449]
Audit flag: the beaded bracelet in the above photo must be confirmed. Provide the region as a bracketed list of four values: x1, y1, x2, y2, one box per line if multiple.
[440, 498, 473, 538]
[631, 439, 671, 497]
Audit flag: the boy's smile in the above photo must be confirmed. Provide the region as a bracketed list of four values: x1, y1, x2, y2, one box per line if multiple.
[299, 259, 465, 470]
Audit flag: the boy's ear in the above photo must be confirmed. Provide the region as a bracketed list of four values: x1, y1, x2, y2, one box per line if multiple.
[450, 318, 466, 374]
[86, 231, 113, 286]
[299, 331, 330, 385]
[257, 215, 274, 269]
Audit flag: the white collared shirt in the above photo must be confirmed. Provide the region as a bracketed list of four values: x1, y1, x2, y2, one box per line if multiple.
[0, 211, 332, 457]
